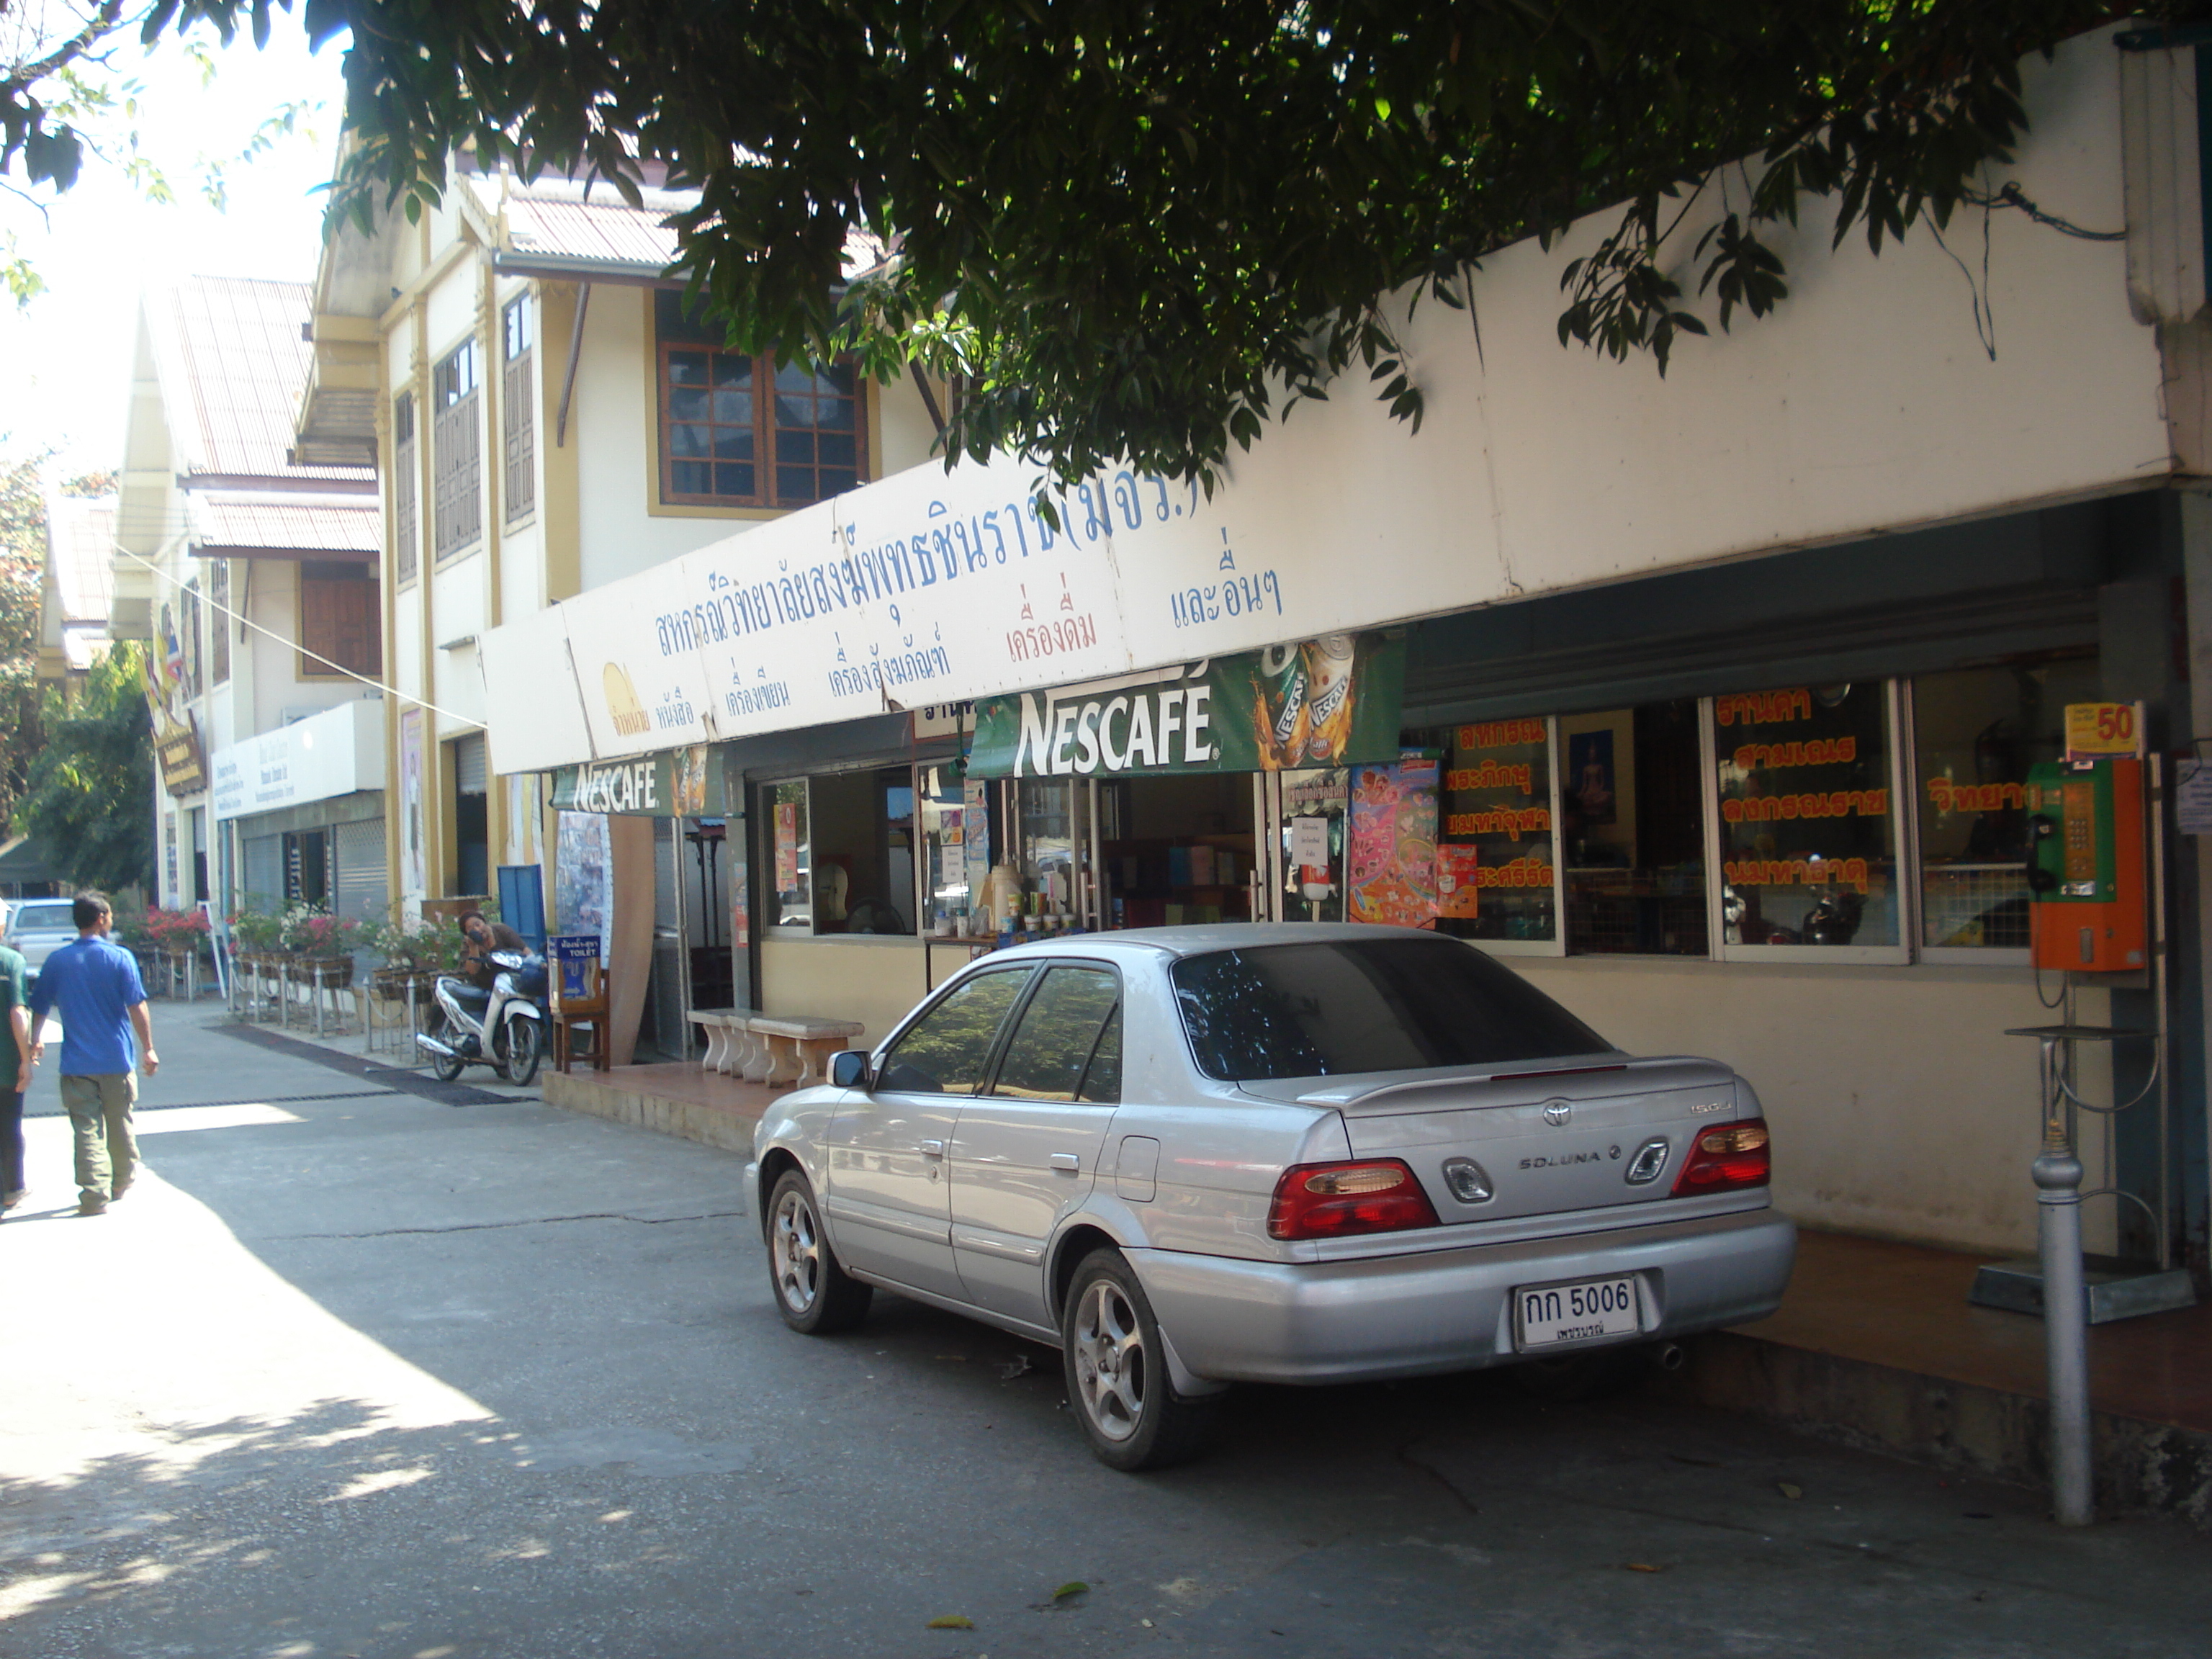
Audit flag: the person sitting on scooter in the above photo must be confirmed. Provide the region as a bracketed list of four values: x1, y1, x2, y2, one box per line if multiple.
[457, 910, 528, 991]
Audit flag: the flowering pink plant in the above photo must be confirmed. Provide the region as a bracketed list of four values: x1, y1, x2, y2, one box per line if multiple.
[143, 906, 212, 950]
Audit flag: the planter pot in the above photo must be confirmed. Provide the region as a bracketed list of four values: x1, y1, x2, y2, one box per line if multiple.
[286, 957, 355, 989]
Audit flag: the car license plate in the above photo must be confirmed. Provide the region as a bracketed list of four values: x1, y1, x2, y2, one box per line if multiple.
[1514, 1275, 1641, 1350]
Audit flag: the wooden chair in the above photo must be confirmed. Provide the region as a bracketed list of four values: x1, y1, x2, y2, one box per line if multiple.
[552, 958, 611, 1074]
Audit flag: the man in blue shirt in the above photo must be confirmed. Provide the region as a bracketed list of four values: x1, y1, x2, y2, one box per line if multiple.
[28, 892, 161, 1216]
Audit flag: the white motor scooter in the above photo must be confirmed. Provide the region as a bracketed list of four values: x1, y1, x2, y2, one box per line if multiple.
[415, 948, 548, 1085]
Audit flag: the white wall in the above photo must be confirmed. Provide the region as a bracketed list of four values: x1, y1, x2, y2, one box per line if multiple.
[1515, 957, 2117, 1257]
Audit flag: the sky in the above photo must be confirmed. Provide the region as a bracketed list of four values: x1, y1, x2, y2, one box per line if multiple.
[0, 18, 352, 482]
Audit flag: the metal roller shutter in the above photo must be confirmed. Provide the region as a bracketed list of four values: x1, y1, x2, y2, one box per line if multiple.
[334, 817, 388, 924]
[241, 834, 284, 913]
[456, 732, 488, 796]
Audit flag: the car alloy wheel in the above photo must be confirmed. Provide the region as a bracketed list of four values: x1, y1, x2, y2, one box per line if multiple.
[773, 1184, 824, 1316]
[1071, 1277, 1148, 1443]
[1058, 1248, 1217, 1470]
[763, 1169, 871, 1335]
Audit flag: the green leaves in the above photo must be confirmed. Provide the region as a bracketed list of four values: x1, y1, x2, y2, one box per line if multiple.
[3, 0, 2145, 485]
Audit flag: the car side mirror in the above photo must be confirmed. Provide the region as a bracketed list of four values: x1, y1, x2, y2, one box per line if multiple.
[830, 1050, 873, 1090]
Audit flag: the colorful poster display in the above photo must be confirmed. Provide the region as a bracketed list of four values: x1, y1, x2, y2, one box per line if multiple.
[965, 631, 1406, 779]
[1346, 753, 1440, 929]
[554, 809, 613, 958]
[1436, 844, 1482, 920]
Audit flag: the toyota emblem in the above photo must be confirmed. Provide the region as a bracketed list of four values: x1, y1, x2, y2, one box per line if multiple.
[1542, 1100, 1573, 1127]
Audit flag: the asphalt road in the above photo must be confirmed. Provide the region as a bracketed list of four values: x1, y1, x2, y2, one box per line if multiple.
[4, 1004, 2208, 1658]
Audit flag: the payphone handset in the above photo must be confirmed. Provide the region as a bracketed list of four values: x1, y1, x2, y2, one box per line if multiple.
[2026, 756, 2146, 973]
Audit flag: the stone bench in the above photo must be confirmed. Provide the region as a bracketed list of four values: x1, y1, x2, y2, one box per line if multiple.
[747, 1015, 866, 1089]
[686, 1007, 761, 1077]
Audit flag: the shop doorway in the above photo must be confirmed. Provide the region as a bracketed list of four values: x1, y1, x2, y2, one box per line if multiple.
[1096, 773, 1257, 927]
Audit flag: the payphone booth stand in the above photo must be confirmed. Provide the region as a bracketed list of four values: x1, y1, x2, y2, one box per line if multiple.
[1966, 729, 2196, 1524]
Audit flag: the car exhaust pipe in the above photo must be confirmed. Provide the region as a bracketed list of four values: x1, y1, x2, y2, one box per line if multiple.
[1653, 1341, 1686, 1373]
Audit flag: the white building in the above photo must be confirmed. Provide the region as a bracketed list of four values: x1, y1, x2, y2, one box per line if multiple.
[449, 26, 2194, 1274]
[292, 158, 943, 1054]
[111, 276, 385, 916]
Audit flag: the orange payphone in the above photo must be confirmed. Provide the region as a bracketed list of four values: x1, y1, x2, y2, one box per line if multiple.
[2026, 755, 2147, 973]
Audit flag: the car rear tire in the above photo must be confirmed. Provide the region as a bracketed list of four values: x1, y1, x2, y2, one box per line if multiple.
[1509, 1341, 1648, 1403]
[1061, 1248, 1216, 1472]
[766, 1170, 872, 1334]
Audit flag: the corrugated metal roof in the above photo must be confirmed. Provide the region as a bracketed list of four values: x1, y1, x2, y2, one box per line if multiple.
[193, 493, 381, 558]
[504, 194, 684, 269]
[45, 494, 116, 622]
[143, 277, 375, 485]
[500, 176, 888, 279]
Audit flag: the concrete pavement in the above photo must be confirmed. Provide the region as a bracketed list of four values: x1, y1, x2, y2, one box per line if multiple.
[2, 1003, 2208, 1658]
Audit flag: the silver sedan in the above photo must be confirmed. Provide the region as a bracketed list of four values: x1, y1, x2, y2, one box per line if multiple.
[747, 924, 1795, 1470]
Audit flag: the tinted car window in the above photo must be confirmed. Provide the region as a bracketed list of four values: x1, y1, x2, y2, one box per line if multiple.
[1077, 1005, 1122, 1105]
[878, 968, 1030, 1094]
[12, 904, 73, 931]
[992, 966, 1120, 1103]
[1172, 938, 1613, 1082]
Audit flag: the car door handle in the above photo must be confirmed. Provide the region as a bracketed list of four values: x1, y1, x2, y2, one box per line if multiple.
[917, 1139, 946, 1159]
[1049, 1153, 1081, 1173]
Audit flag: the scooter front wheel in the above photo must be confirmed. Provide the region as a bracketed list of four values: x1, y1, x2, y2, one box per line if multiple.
[502, 1016, 542, 1087]
[431, 1014, 468, 1084]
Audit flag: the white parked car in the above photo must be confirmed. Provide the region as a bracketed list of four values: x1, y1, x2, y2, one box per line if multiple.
[4, 899, 82, 980]
[747, 924, 1796, 1469]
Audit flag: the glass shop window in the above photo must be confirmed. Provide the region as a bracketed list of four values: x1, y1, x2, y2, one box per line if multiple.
[766, 780, 811, 931]
[1277, 769, 1350, 923]
[1561, 701, 1709, 956]
[1913, 660, 2100, 951]
[1713, 683, 1900, 950]
[1426, 717, 1556, 944]
[1097, 773, 1248, 929]
[917, 763, 979, 935]
[804, 766, 919, 935]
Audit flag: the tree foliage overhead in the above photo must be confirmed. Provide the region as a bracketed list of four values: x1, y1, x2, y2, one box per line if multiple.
[19, 639, 153, 896]
[5, 2, 2182, 482]
[0, 448, 45, 827]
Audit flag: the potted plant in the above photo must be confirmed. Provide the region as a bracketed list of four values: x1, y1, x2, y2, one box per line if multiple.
[281, 904, 360, 987]
[226, 907, 284, 965]
[144, 905, 211, 963]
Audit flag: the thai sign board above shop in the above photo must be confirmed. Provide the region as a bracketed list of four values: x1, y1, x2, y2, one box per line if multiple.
[477, 441, 1467, 775]
[966, 632, 1406, 779]
[551, 745, 727, 817]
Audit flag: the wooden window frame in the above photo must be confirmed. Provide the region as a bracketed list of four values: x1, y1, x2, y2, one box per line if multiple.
[501, 295, 536, 525]
[655, 341, 866, 511]
[431, 340, 482, 562]
[297, 561, 384, 682]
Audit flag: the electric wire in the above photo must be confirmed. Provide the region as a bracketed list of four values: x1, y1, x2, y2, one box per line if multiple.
[108, 538, 472, 724]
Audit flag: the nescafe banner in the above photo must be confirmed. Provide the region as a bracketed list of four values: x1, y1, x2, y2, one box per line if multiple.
[966, 631, 1406, 779]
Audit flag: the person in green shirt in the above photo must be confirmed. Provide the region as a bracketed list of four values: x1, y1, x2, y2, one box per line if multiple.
[1, 935, 29, 1213]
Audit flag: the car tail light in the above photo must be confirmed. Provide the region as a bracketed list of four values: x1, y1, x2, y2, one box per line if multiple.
[1671, 1118, 1771, 1195]
[1267, 1159, 1440, 1241]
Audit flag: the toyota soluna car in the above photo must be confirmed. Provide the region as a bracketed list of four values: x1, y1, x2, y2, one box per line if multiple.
[747, 924, 1795, 1470]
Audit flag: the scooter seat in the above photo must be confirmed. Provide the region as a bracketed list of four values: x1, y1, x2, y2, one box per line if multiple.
[446, 982, 492, 1009]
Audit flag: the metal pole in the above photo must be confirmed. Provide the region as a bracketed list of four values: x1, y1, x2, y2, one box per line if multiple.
[2033, 1031, 2094, 1526]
